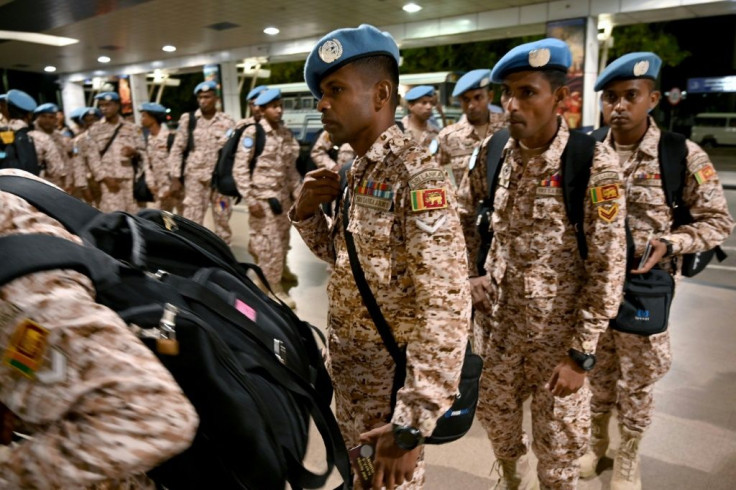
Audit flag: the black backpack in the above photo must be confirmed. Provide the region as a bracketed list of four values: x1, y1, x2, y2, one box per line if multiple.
[0, 126, 41, 175]
[0, 175, 350, 490]
[591, 127, 727, 277]
[212, 122, 266, 199]
[475, 128, 597, 274]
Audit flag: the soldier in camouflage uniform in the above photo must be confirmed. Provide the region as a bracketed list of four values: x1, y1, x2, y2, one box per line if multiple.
[70, 107, 102, 206]
[579, 52, 735, 490]
[244, 85, 268, 125]
[87, 92, 147, 214]
[139, 102, 182, 213]
[233, 89, 301, 308]
[292, 25, 471, 489]
[464, 39, 629, 490]
[310, 129, 355, 171]
[32, 103, 74, 191]
[168, 81, 235, 243]
[0, 169, 198, 488]
[401, 85, 440, 157]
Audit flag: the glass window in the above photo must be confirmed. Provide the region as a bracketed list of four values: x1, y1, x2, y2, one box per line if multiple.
[695, 117, 727, 128]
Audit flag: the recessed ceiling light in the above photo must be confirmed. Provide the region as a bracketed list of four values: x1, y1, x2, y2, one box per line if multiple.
[263, 27, 280, 35]
[97, 56, 111, 63]
[162, 45, 176, 52]
[44, 65, 57, 72]
[403, 3, 422, 13]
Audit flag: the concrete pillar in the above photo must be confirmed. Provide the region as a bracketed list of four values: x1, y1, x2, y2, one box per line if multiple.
[59, 79, 86, 128]
[129, 73, 149, 125]
[583, 16, 600, 130]
[220, 60, 242, 121]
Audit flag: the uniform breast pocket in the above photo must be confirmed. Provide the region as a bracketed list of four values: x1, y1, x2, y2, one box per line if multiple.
[629, 182, 666, 206]
[531, 197, 567, 251]
[347, 206, 394, 285]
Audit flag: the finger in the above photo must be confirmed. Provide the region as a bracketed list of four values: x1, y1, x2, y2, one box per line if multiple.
[307, 167, 340, 181]
[359, 427, 380, 443]
[372, 466, 384, 490]
[385, 470, 395, 490]
[547, 370, 559, 393]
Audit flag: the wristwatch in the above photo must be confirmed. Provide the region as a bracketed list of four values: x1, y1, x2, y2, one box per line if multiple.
[568, 349, 597, 371]
[392, 424, 425, 450]
[659, 238, 674, 257]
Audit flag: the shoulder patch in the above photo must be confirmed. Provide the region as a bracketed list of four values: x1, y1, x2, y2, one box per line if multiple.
[3, 318, 49, 378]
[408, 169, 445, 189]
[693, 163, 716, 184]
[411, 188, 448, 212]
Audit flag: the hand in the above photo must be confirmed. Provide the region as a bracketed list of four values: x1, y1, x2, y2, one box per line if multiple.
[546, 356, 586, 397]
[121, 146, 137, 158]
[249, 202, 266, 219]
[360, 424, 420, 490]
[102, 177, 120, 192]
[630, 239, 668, 274]
[469, 275, 493, 314]
[169, 177, 182, 193]
[294, 167, 341, 221]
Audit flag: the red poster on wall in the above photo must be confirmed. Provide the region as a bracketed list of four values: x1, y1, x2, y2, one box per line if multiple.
[547, 18, 586, 129]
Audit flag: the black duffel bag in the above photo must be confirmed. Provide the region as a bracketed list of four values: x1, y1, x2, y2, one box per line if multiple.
[611, 267, 674, 336]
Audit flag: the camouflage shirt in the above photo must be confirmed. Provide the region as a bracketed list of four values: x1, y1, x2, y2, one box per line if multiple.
[144, 125, 174, 198]
[87, 117, 147, 181]
[401, 115, 439, 156]
[0, 169, 198, 488]
[71, 129, 97, 188]
[291, 124, 471, 436]
[168, 109, 234, 182]
[310, 130, 355, 171]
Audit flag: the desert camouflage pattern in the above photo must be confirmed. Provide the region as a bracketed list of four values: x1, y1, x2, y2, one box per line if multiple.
[436, 112, 505, 188]
[0, 169, 198, 489]
[234, 117, 300, 286]
[291, 125, 471, 487]
[401, 115, 439, 155]
[310, 130, 355, 171]
[71, 129, 102, 206]
[143, 125, 183, 213]
[588, 118, 734, 433]
[87, 117, 146, 213]
[168, 110, 234, 241]
[472, 119, 628, 488]
[47, 126, 74, 189]
[5, 119, 67, 191]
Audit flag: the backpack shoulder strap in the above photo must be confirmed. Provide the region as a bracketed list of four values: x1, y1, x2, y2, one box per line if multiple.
[658, 130, 690, 227]
[561, 130, 597, 260]
[166, 132, 176, 152]
[0, 174, 100, 235]
[590, 126, 610, 143]
[484, 128, 510, 202]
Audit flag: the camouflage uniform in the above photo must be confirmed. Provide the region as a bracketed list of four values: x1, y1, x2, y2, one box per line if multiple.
[144, 125, 183, 214]
[310, 130, 355, 171]
[590, 118, 734, 433]
[168, 110, 235, 243]
[7, 119, 67, 190]
[470, 119, 628, 488]
[87, 117, 147, 214]
[234, 118, 301, 287]
[401, 115, 439, 156]
[71, 129, 102, 207]
[291, 125, 471, 488]
[0, 169, 198, 489]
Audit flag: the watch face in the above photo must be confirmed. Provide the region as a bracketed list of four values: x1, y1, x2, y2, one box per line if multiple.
[582, 357, 596, 370]
[394, 426, 420, 450]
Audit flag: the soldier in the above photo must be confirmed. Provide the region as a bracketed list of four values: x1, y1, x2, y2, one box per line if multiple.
[32, 103, 74, 191]
[168, 81, 235, 243]
[310, 129, 355, 171]
[139, 102, 182, 213]
[0, 168, 199, 488]
[467, 39, 628, 489]
[245, 85, 268, 124]
[70, 107, 103, 206]
[437, 69, 505, 189]
[87, 92, 147, 213]
[56, 109, 75, 139]
[292, 24, 471, 488]
[2, 90, 67, 190]
[233, 88, 301, 308]
[579, 52, 735, 489]
[401, 85, 440, 156]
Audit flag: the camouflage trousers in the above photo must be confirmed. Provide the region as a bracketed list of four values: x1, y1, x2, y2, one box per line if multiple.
[98, 178, 139, 214]
[327, 319, 426, 489]
[475, 290, 591, 489]
[588, 328, 672, 432]
[248, 199, 291, 287]
[156, 187, 185, 216]
[182, 179, 232, 244]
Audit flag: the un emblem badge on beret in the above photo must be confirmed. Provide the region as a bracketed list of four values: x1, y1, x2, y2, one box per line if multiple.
[319, 39, 343, 63]
[633, 60, 649, 77]
[104, 95, 113, 101]
[529, 48, 551, 68]
[479, 77, 489, 88]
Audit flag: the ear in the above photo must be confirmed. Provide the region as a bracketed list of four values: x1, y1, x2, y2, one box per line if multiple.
[554, 86, 570, 106]
[649, 90, 661, 111]
[374, 79, 392, 111]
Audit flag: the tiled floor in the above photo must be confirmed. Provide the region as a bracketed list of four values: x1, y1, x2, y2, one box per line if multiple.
[218, 182, 736, 489]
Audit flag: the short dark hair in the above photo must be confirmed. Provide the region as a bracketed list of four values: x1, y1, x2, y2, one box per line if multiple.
[8, 104, 29, 120]
[540, 70, 568, 91]
[351, 55, 400, 108]
[148, 111, 167, 124]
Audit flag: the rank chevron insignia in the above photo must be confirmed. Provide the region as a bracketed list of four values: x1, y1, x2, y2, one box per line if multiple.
[597, 203, 619, 222]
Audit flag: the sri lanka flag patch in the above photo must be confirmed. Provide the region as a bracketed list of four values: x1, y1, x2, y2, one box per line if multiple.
[590, 184, 620, 204]
[411, 188, 447, 212]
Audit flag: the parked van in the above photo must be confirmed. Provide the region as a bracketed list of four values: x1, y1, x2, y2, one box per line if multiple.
[691, 113, 736, 147]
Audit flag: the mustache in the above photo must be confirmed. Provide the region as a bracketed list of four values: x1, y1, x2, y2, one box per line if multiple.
[507, 115, 525, 124]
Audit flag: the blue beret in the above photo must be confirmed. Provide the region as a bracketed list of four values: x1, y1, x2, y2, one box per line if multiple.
[6, 89, 37, 112]
[69, 107, 85, 119]
[304, 24, 400, 99]
[86, 107, 102, 118]
[491, 38, 571, 83]
[405, 85, 434, 102]
[34, 102, 59, 115]
[94, 91, 120, 102]
[194, 80, 218, 95]
[452, 69, 492, 97]
[139, 102, 167, 114]
[594, 52, 662, 91]
[254, 88, 281, 107]
[246, 85, 269, 101]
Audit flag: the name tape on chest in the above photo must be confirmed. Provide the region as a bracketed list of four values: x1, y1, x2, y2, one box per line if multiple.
[354, 179, 394, 211]
[590, 183, 620, 204]
[3, 318, 50, 378]
[411, 188, 447, 212]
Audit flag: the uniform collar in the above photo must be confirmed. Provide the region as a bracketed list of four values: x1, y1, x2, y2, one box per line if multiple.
[604, 115, 659, 160]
